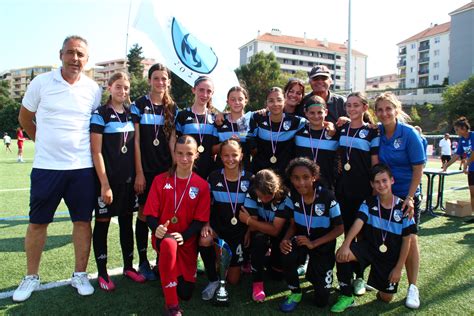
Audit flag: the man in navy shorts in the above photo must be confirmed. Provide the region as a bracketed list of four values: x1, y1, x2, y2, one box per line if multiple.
[13, 35, 102, 302]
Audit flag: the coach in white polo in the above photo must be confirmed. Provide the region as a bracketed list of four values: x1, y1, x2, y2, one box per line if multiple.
[13, 35, 102, 302]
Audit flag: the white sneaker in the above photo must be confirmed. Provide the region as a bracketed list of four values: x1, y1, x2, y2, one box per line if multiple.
[201, 280, 220, 301]
[13, 275, 40, 302]
[406, 284, 420, 309]
[71, 272, 94, 296]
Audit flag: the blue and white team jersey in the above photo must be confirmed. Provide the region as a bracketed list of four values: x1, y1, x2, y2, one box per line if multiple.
[358, 195, 417, 263]
[378, 121, 426, 197]
[337, 123, 380, 198]
[215, 112, 253, 170]
[294, 124, 340, 189]
[244, 192, 292, 224]
[175, 108, 219, 179]
[132, 95, 178, 175]
[288, 186, 343, 252]
[90, 104, 138, 184]
[456, 131, 474, 172]
[208, 169, 252, 240]
[247, 111, 306, 175]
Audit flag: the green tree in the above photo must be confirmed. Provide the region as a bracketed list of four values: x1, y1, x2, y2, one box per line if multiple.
[170, 73, 193, 109]
[442, 75, 474, 124]
[277, 70, 311, 95]
[127, 44, 145, 79]
[129, 75, 149, 103]
[235, 52, 281, 111]
[410, 106, 421, 125]
[0, 81, 21, 135]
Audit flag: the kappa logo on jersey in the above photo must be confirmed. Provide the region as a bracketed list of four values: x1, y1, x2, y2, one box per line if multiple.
[110, 114, 117, 119]
[271, 203, 277, 211]
[98, 208, 108, 214]
[341, 129, 346, 133]
[240, 180, 249, 192]
[186, 116, 194, 121]
[315, 204, 325, 216]
[189, 187, 199, 199]
[262, 121, 268, 126]
[97, 254, 107, 260]
[394, 138, 402, 149]
[295, 202, 300, 207]
[165, 281, 178, 288]
[216, 182, 224, 187]
[222, 124, 228, 129]
[359, 129, 368, 139]
[134, 195, 139, 208]
[98, 197, 106, 209]
[144, 106, 150, 111]
[372, 206, 379, 211]
[330, 200, 337, 207]
[283, 121, 291, 131]
[393, 209, 403, 222]
[164, 183, 173, 190]
[303, 129, 309, 134]
[207, 115, 215, 124]
[387, 283, 396, 291]
[93, 110, 99, 114]
[171, 17, 218, 74]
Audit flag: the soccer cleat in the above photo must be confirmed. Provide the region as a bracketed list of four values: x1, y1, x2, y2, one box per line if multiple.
[124, 268, 146, 283]
[139, 262, 158, 281]
[252, 282, 266, 302]
[98, 275, 115, 292]
[12, 275, 40, 302]
[279, 292, 302, 312]
[353, 278, 366, 296]
[163, 304, 183, 316]
[330, 295, 355, 313]
[201, 280, 220, 301]
[71, 272, 94, 296]
[405, 284, 420, 309]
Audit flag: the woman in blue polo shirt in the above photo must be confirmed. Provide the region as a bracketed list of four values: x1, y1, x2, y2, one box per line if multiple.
[374, 92, 425, 310]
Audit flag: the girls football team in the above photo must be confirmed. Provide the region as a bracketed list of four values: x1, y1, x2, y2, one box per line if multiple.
[88, 65, 429, 315]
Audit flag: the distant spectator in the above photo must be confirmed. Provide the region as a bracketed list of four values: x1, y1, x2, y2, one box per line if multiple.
[16, 127, 25, 162]
[439, 133, 452, 167]
[3, 132, 12, 153]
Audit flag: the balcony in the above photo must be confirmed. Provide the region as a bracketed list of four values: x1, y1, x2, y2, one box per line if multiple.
[399, 48, 407, 55]
[418, 69, 429, 75]
[418, 44, 430, 51]
[397, 60, 407, 67]
[418, 57, 430, 63]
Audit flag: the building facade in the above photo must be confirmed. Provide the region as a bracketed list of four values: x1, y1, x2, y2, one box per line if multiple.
[449, 2, 474, 84]
[0, 66, 57, 100]
[94, 57, 156, 87]
[366, 73, 398, 91]
[397, 22, 450, 89]
[239, 29, 367, 92]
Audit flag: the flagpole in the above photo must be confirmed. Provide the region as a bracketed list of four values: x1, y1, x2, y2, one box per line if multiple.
[125, 0, 133, 57]
[346, 0, 352, 91]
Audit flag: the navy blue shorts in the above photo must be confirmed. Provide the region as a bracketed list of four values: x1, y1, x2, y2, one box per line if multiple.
[29, 168, 96, 224]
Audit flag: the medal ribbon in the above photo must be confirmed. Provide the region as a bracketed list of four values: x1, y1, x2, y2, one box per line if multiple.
[308, 126, 326, 163]
[377, 196, 396, 246]
[148, 95, 162, 142]
[222, 169, 242, 220]
[110, 105, 129, 150]
[173, 172, 193, 219]
[345, 124, 362, 164]
[268, 114, 285, 158]
[300, 187, 319, 236]
[193, 108, 208, 147]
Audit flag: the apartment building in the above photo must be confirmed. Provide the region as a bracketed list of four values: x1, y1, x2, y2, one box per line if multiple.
[94, 57, 156, 87]
[239, 29, 367, 92]
[1, 66, 57, 99]
[397, 22, 450, 88]
[449, 1, 474, 84]
[366, 73, 398, 91]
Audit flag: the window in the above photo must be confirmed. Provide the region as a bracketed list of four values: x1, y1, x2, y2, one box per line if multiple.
[434, 62, 439, 68]
[434, 37, 440, 44]
[411, 67, 414, 73]
[433, 75, 439, 80]
[410, 79, 415, 84]
[410, 55, 415, 61]
[411, 43, 416, 49]
[248, 45, 253, 52]
[434, 49, 440, 56]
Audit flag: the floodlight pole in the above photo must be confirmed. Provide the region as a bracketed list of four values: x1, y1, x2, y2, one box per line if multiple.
[346, 0, 352, 91]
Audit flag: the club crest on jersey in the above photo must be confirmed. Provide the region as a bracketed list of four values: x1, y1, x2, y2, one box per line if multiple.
[164, 183, 173, 190]
[240, 180, 249, 192]
[359, 129, 368, 139]
[98, 197, 106, 209]
[393, 138, 402, 149]
[393, 209, 403, 222]
[324, 130, 332, 139]
[207, 115, 214, 124]
[189, 187, 199, 199]
[315, 204, 325, 216]
[283, 121, 291, 131]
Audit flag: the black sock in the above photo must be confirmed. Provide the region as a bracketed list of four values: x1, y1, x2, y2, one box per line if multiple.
[119, 214, 134, 270]
[199, 245, 218, 282]
[135, 217, 149, 265]
[93, 220, 110, 279]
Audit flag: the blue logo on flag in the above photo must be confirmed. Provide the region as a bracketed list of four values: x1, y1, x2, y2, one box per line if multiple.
[171, 18, 218, 74]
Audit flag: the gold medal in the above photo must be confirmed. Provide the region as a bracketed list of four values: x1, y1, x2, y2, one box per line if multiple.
[171, 216, 178, 224]
[121, 146, 128, 154]
[379, 244, 387, 253]
[153, 138, 160, 146]
[231, 217, 238, 225]
[198, 145, 205, 153]
[270, 156, 277, 164]
[344, 162, 351, 171]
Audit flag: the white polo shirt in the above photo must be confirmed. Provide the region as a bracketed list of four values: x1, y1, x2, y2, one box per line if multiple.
[439, 138, 451, 156]
[22, 68, 101, 170]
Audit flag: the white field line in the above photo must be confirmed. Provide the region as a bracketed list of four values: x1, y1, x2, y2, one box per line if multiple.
[0, 188, 30, 192]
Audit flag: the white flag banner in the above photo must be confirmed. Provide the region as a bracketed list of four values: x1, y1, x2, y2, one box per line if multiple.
[132, 0, 239, 112]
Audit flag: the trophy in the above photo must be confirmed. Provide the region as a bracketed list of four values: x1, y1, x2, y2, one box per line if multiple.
[214, 238, 232, 306]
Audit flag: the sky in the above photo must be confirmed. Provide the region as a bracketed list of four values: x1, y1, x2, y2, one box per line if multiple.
[0, 0, 468, 78]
